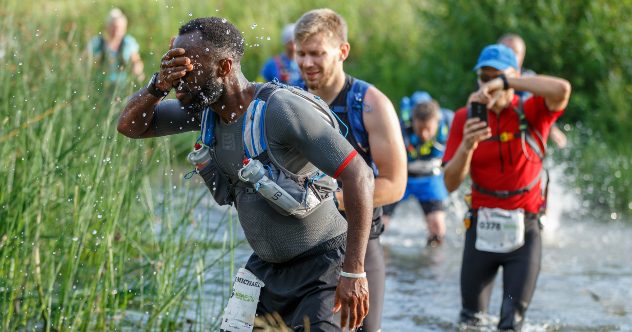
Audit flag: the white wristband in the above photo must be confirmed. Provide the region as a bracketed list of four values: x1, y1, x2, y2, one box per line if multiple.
[340, 271, 367, 279]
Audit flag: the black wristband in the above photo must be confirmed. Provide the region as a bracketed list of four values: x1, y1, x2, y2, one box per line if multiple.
[498, 73, 510, 90]
[146, 72, 169, 98]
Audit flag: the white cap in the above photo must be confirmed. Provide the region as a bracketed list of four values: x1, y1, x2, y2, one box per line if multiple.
[281, 24, 295, 44]
[107, 8, 127, 25]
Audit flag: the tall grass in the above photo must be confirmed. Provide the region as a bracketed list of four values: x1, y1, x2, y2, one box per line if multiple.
[1, 0, 631, 329]
[0, 1, 240, 330]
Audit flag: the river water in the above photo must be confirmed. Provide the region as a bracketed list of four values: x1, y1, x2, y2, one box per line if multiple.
[183, 164, 632, 331]
[379, 165, 632, 331]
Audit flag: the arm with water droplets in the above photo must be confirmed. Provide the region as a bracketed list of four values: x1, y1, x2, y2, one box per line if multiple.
[118, 41, 194, 138]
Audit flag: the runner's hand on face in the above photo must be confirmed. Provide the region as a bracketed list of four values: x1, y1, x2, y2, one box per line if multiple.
[156, 37, 194, 91]
[333, 277, 369, 331]
[477, 77, 507, 109]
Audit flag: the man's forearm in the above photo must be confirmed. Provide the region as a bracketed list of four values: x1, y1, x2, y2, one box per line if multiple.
[507, 75, 571, 110]
[444, 143, 473, 192]
[117, 89, 161, 138]
[338, 159, 374, 273]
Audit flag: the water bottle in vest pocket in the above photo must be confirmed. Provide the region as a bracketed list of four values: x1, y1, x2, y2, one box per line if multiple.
[189, 144, 234, 206]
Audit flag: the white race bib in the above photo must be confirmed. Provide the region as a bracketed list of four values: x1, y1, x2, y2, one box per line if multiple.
[475, 207, 525, 253]
[220, 268, 265, 332]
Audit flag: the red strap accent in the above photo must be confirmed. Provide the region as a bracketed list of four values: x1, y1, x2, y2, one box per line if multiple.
[333, 150, 358, 179]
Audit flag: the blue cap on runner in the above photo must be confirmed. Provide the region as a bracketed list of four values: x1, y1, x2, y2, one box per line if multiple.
[473, 44, 519, 71]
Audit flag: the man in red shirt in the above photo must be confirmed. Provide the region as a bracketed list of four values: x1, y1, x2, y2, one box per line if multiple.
[443, 44, 571, 331]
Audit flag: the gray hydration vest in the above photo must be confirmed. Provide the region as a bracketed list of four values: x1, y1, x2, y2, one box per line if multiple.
[193, 82, 340, 219]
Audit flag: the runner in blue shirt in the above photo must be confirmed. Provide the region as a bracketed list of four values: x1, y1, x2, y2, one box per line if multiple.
[258, 24, 304, 87]
[383, 92, 454, 247]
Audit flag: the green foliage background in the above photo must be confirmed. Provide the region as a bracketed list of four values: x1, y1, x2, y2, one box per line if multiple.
[1, 0, 631, 330]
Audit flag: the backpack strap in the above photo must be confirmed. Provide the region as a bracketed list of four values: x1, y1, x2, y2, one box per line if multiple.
[346, 79, 371, 151]
[117, 35, 128, 69]
[241, 82, 341, 183]
[485, 99, 546, 161]
[200, 107, 217, 146]
[331, 79, 372, 151]
[515, 99, 546, 160]
[243, 98, 269, 159]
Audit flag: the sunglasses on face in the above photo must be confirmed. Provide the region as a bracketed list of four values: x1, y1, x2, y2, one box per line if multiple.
[478, 73, 501, 83]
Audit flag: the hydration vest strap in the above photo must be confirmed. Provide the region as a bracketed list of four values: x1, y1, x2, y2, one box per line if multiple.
[472, 172, 541, 199]
[485, 99, 546, 160]
[200, 107, 216, 146]
[332, 79, 371, 151]
[243, 98, 268, 159]
[347, 79, 371, 150]
[515, 99, 546, 160]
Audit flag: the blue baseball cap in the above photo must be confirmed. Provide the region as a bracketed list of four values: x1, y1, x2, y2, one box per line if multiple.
[411, 91, 432, 105]
[473, 44, 519, 71]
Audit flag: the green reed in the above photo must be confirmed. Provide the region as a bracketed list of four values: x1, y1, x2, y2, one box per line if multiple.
[0, 1, 239, 331]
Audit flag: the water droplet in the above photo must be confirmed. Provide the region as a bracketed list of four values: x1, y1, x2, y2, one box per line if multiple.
[250, 23, 257, 29]
[142, 113, 146, 117]
[205, 47, 209, 52]
[92, 230, 97, 235]
[226, 29, 230, 34]
[188, 12, 193, 17]
[97, 214, 102, 219]
[72, 237, 79, 241]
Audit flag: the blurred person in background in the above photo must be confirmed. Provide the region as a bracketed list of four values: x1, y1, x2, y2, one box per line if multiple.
[383, 92, 454, 247]
[89, 8, 144, 85]
[258, 23, 304, 87]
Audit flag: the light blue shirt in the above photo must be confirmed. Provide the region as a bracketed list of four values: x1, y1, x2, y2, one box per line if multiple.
[90, 35, 140, 83]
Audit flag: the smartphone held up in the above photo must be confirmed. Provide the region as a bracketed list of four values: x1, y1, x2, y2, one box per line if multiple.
[468, 102, 488, 124]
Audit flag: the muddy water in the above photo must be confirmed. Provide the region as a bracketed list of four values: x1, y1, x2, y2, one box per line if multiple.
[379, 166, 632, 331]
[184, 164, 632, 331]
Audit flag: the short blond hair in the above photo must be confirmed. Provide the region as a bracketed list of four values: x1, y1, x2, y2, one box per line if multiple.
[294, 8, 348, 45]
[107, 8, 127, 26]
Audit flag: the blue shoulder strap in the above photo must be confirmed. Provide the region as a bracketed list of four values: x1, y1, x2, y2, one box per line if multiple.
[242, 98, 268, 159]
[331, 79, 372, 151]
[199, 98, 269, 159]
[200, 107, 216, 146]
[436, 109, 453, 143]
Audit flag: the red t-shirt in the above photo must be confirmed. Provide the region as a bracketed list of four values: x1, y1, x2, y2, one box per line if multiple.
[443, 95, 563, 213]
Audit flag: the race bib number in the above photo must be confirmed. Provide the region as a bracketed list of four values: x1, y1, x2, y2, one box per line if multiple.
[475, 207, 525, 253]
[220, 268, 265, 332]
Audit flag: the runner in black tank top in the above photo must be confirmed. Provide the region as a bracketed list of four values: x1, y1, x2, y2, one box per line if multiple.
[295, 10, 407, 330]
[330, 75, 386, 332]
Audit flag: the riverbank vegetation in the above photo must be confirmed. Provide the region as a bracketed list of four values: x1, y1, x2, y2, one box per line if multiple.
[1, 0, 630, 330]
